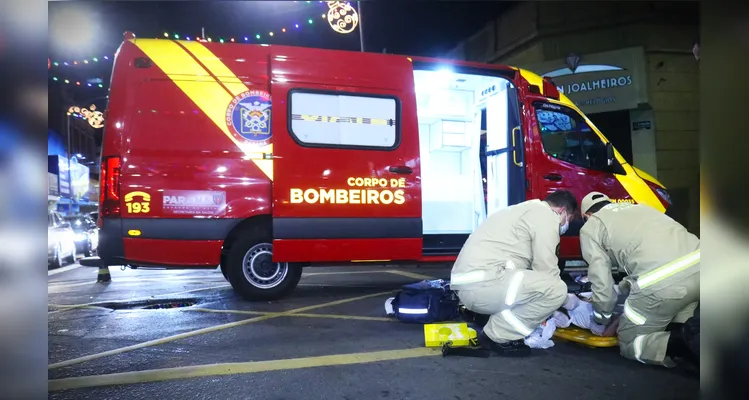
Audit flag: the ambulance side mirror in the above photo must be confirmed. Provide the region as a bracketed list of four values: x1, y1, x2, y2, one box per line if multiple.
[605, 142, 615, 166]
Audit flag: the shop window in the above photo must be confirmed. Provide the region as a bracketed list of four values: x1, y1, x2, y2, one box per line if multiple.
[533, 102, 616, 173]
[289, 90, 400, 150]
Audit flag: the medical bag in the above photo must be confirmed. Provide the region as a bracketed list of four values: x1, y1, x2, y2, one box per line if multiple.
[391, 279, 460, 323]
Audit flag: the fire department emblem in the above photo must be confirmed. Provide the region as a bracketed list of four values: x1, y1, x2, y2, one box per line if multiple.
[226, 90, 272, 146]
[213, 194, 224, 205]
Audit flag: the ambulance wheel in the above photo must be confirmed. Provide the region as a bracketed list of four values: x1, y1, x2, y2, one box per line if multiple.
[225, 232, 302, 301]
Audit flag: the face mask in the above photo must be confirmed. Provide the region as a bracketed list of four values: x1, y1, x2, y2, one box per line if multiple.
[559, 211, 569, 235]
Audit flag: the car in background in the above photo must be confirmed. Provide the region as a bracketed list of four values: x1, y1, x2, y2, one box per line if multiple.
[48, 211, 76, 268]
[64, 215, 98, 257]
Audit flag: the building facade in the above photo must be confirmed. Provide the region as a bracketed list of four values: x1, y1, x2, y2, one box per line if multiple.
[445, 1, 699, 234]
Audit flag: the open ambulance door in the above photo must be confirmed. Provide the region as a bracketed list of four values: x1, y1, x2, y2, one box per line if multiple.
[485, 81, 526, 216]
[268, 49, 423, 263]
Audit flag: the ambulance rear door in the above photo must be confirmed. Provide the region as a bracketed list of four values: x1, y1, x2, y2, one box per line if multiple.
[269, 48, 422, 263]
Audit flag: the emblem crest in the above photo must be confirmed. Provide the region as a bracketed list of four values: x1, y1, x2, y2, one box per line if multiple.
[226, 90, 272, 147]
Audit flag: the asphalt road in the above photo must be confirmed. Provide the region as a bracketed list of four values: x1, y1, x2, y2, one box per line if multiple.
[48, 264, 699, 400]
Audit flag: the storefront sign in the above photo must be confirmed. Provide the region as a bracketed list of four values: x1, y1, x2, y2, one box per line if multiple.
[524, 47, 648, 114]
[632, 120, 652, 131]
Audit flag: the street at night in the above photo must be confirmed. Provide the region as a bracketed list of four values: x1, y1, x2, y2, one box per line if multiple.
[48, 265, 698, 399]
[40, 1, 706, 398]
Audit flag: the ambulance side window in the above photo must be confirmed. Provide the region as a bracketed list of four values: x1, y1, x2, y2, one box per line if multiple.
[288, 90, 400, 150]
[533, 102, 620, 173]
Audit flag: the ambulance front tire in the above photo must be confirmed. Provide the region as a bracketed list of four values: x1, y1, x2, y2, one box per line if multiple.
[225, 232, 303, 301]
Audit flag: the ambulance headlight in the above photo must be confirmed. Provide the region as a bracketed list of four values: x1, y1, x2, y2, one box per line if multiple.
[655, 188, 671, 205]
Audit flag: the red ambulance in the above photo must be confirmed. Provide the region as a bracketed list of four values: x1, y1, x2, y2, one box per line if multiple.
[85, 32, 671, 300]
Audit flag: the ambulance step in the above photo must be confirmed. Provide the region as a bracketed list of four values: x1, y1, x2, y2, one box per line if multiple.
[422, 234, 467, 256]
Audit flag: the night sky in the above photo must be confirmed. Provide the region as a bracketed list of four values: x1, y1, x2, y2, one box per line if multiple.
[48, 1, 516, 134]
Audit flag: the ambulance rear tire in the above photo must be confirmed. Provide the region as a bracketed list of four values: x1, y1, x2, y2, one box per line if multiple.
[226, 233, 302, 301]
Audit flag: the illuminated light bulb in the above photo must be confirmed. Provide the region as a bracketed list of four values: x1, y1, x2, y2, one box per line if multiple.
[53, 77, 58, 81]
[104, 56, 109, 60]
[98, 84, 103, 87]
[53, 61, 59, 66]
[308, 19, 313, 24]
[87, 83, 92, 87]
[64, 79, 70, 83]
[207, 37, 212, 42]
[73, 61, 78, 65]
[322, 14, 325, 18]
[64, 62, 69, 66]
[175, 34, 180, 39]
[219, 38, 224, 43]
[83, 60, 88, 64]
[186, 36, 191, 41]
[244, 36, 248, 41]
[282, 28, 286, 32]
[269, 32, 274, 36]
[76, 81, 81, 85]
[231, 38, 235, 42]
[256, 34, 261, 39]
[295, 24, 299, 28]
[164, 32, 169, 37]
[93, 58, 98, 62]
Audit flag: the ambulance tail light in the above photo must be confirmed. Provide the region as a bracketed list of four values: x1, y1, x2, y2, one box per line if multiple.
[541, 77, 560, 100]
[99, 156, 121, 221]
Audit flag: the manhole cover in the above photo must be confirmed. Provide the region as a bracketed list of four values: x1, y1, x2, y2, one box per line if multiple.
[96, 298, 199, 310]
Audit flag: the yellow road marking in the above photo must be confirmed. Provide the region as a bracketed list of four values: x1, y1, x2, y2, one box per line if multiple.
[48, 347, 439, 391]
[385, 270, 436, 281]
[189, 307, 393, 322]
[48, 290, 394, 370]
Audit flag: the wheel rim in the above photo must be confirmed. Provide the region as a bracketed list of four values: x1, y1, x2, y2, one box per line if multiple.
[241, 243, 288, 289]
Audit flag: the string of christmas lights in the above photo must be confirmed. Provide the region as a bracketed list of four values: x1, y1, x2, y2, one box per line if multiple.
[50, 76, 107, 89]
[49, 1, 359, 68]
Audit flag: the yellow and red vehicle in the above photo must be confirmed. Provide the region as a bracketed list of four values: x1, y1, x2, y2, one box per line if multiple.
[84, 32, 670, 300]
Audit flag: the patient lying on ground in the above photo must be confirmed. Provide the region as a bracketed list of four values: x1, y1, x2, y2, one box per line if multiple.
[556, 293, 620, 337]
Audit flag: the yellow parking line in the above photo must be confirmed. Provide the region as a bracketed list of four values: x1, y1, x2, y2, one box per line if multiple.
[48, 290, 394, 370]
[189, 307, 394, 322]
[385, 270, 436, 281]
[48, 347, 439, 391]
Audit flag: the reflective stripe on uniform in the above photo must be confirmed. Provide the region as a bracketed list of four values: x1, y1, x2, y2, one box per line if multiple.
[593, 311, 612, 320]
[398, 308, 428, 314]
[637, 250, 700, 289]
[450, 270, 487, 286]
[505, 271, 525, 306]
[624, 300, 647, 325]
[633, 335, 646, 363]
[500, 309, 534, 337]
[451, 260, 517, 286]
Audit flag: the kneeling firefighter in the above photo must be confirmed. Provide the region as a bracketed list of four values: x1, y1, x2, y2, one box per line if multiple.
[579, 191, 700, 367]
[450, 190, 577, 356]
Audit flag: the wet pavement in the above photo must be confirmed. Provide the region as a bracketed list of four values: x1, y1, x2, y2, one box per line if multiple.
[48, 264, 699, 399]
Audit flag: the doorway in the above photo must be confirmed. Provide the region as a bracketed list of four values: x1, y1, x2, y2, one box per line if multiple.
[586, 110, 633, 164]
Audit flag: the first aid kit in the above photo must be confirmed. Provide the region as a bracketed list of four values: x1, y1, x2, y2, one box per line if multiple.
[389, 279, 461, 324]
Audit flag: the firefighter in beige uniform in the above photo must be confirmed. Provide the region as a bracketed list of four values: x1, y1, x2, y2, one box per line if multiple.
[580, 192, 700, 367]
[450, 190, 577, 356]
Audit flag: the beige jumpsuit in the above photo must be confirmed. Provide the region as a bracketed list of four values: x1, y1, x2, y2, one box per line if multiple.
[451, 199, 568, 343]
[580, 203, 700, 367]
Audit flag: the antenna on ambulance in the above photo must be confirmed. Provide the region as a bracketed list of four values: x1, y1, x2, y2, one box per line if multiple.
[202, 27, 206, 41]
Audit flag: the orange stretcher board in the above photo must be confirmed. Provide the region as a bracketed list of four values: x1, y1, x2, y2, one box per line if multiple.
[553, 326, 619, 348]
